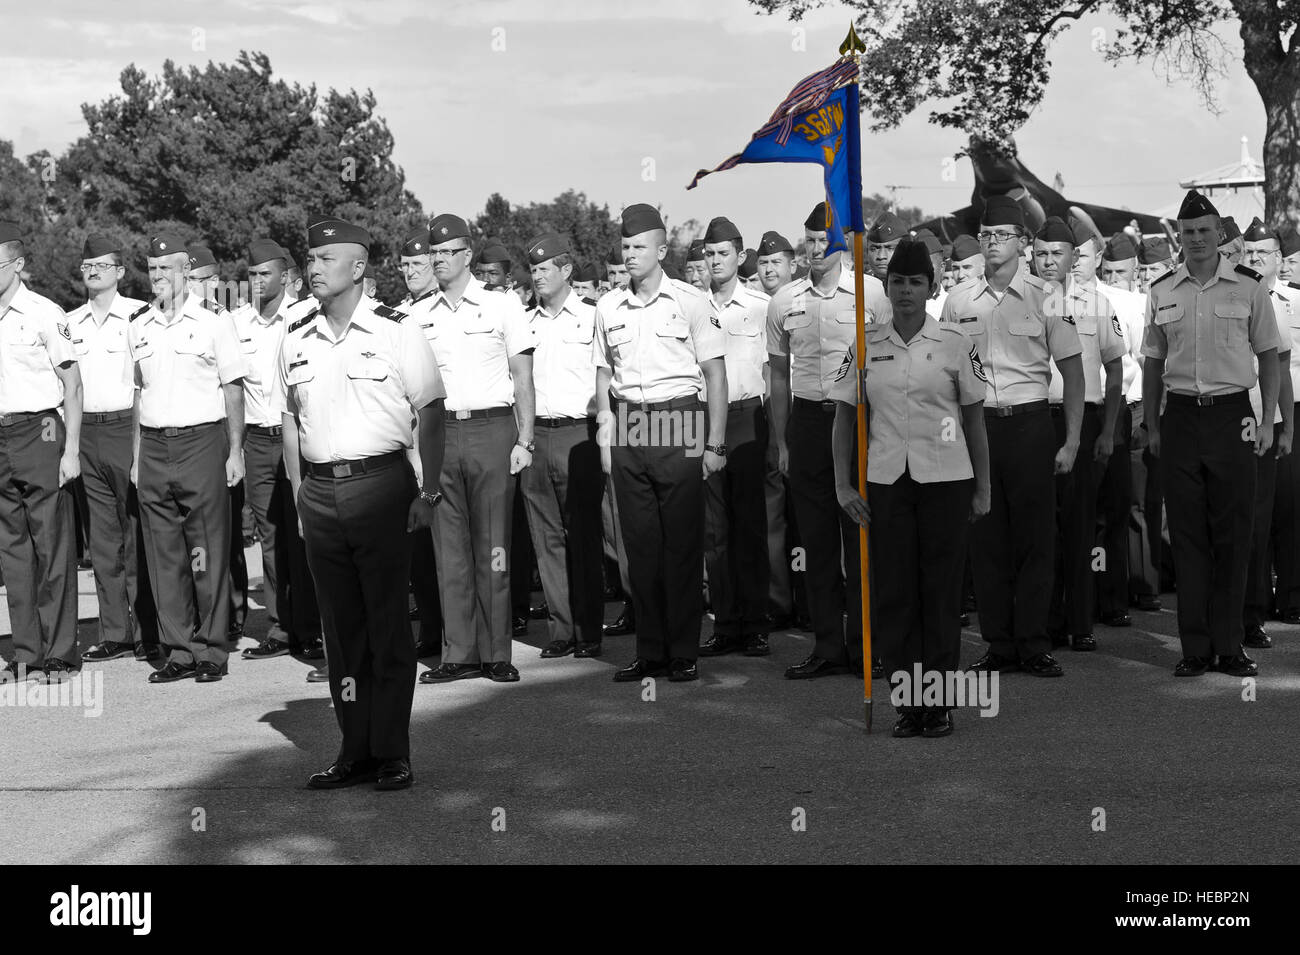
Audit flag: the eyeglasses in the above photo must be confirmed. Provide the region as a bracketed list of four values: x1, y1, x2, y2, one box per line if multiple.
[79, 262, 120, 275]
[0, 258, 20, 270]
[430, 247, 469, 260]
[977, 230, 1021, 245]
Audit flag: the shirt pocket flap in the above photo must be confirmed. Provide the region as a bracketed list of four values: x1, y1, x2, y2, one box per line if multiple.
[1008, 319, 1039, 336]
[1154, 302, 1184, 325]
[285, 360, 314, 386]
[782, 309, 811, 331]
[1075, 315, 1098, 336]
[346, 357, 390, 381]
[1214, 302, 1249, 320]
[562, 321, 595, 345]
[606, 324, 632, 347]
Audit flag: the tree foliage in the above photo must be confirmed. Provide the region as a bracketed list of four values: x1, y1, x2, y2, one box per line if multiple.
[470, 190, 621, 277]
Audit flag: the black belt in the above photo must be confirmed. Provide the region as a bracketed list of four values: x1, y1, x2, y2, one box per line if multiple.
[306, 450, 403, 479]
[613, 395, 700, 413]
[792, 397, 838, 414]
[985, 400, 1049, 419]
[1166, 391, 1248, 408]
[445, 406, 513, 422]
[534, 416, 592, 429]
[1049, 403, 1103, 415]
[0, 408, 58, 428]
[248, 424, 283, 437]
[728, 396, 763, 412]
[83, 410, 133, 424]
[140, 421, 222, 437]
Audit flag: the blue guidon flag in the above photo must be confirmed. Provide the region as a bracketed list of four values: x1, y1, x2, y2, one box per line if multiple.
[687, 56, 864, 254]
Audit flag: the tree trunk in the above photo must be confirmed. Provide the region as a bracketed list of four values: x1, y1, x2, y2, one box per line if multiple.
[1234, 1, 1300, 229]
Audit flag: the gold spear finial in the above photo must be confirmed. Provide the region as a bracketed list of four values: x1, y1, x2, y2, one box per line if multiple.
[839, 22, 866, 56]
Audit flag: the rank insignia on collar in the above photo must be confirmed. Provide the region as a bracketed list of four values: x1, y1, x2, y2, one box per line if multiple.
[709, 315, 721, 329]
[58, 323, 70, 340]
[361, 351, 375, 358]
[323, 228, 335, 236]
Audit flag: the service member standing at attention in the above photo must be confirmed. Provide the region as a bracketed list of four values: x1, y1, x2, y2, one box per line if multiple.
[866, 211, 909, 282]
[1143, 191, 1280, 677]
[949, 234, 985, 285]
[594, 203, 728, 683]
[606, 247, 630, 291]
[1138, 236, 1175, 293]
[131, 233, 246, 684]
[0, 221, 83, 682]
[685, 240, 710, 293]
[276, 216, 445, 791]
[831, 238, 991, 738]
[939, 196, 1085, 677]
[769, 202, 892, 679]
[520, 232, 605, 659]
[72, 234, 160, 664]
[419, 214, 537, 685]
[698, 217, 772, 658]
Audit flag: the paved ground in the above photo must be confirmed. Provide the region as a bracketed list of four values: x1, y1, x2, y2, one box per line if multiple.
[1, 546, 1298, 864]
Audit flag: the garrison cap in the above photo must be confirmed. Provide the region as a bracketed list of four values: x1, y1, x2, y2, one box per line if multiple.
[1177, 190, 1219, 220]
[1281, 229, 1300, 257]
[308, 217, 370, 248]
[1243, 217, 1277, 244]
[951, 234, 982, 261]
[572, 262, 598, 283]
[887, 236, 935, 283]
[912, 227, 943, 256]
[0, 220, 23, 245]
[621, 203, 665, 237]
[1102, 233, 1138, 262]
[149, 233, 187, 257]
[428, 213, 470, 244]
[1034, 216, 1074, 245]
[867, 211, 908, 243]
[478, 242, 511, 266]
[284, 252, 299, 271]
[247, 238, 285, 266]
[401, 229, 431, 256]
[606, 246, 624, 266]
[703, 216, 742, 245]
[82, 234, 120, 259]
[1220, 216, 1241, 243]
[738, 249, 759, 279]
[526, 233, 570, 265]
[686, 239, 706, 262]
[1069, 218, 1100, 248]
[981, 195, 1024, 228]
[757, 231, 794, 256]
[1139, 236, 1173, 264]
[804, 202, 830, 231]
[188, 245, 217, 270]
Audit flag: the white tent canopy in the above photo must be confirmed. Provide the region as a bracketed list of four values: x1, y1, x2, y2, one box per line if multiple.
[1155, 135, 1265, 224]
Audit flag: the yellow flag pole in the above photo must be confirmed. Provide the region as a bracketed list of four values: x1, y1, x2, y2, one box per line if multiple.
[853, 229, 872, 733]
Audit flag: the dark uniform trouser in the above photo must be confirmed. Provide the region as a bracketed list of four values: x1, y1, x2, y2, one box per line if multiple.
[1244, 421, 1282, 632]
[1096, 403, 1133, 617]
[610, 398, 706, 662]
[704, 400, 770, 638]
[0, 412, 77, 666]
[601, 476, 632, 595]
[1160, 392, 1256, 658]
[786, 398, 862, 666]
[81, 414, 158, 648]
[298, 457, 416, 763]
[972, 405, 1055, 659]
[520, 418, 604, 645]
[409, 528, 442, 644]
[277, 466, 321, 645]
[869, 471, 972, 712]
[434, 413, 517, 665]
[243, 428, 289, 641]
[228, 481, 248, 631]
[1272, 402, 1300, 614]
[1049, 403, 1103, 636]
[764, 436, 792, 616]
[511, 478, 536, 617]
[1127, 399, 1161, 598]
[137, 422, 231, 667]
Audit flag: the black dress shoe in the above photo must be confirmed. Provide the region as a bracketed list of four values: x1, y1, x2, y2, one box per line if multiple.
[1021, 652, 1063, 677]
[699, 633, 742, 656]
[296, 640, 326, 660]
[922, 709, 954, 738]
[959, 612, 970, 627]
[134, 644, 162, 662]
[1174, 656, 1212, 677]
[412, 638, 441, 659]
[77, 556, 93, 570]
[242, 637, 291, 660]
[306, 666, 329, 683]
[1099, 611, 1131, 628]
[1133, 594, 1162, 612]
[970, 650, 1019, 673]
[512, 616, 529, 637]
[783, 655, 850, 680]
[540, 638, 577, 658]
[483, 661, 520, 682]
[306, 760, 378, 790]
[408, 606, 421, 620]
[1242, 626, 1272, 649]
[574, 641, 603, 658]
[148, 661, 197, 683]
[613, 658, 666, 682]
[195, 661, 226, 683]
[1215, 653, 1259, 677]
[419, 662, 483, 684]
[668, 658, 698, 682]
[375, 758, 414, 790]
[743, 634, 770, 656]
[43, 659, 80, 682]
[892, 713, 923, 738]
[529, 602, 549, 620]
[604, 603, 636, 636]
[1070, 633, 1097, 652]
[83, 641, 134, 662]
[228, 621, 245, 641]
[1, 660, 42, 683]
[1282, 609, 1300, 625]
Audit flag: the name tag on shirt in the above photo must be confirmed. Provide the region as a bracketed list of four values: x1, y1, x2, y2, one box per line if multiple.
[958, 316, 978, 324]
[870, 354, 895, 362]
[289, 359, 308, 370]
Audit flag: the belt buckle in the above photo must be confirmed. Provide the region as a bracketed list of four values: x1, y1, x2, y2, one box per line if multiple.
[1196, 396, 1213, 407]
[331, 463, 351, 478]
[994, 406, 1013, 418]
[455, 410, 471, 420]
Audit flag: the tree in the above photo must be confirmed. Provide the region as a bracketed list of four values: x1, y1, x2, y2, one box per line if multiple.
[862, 192, 931, 227]
[751, 1, 1300, 227]
[469, 190, 621, 276]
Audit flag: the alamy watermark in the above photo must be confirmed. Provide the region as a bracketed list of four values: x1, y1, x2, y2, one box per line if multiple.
[0, 667, 104, 717]
[889, 664, 1000, 717]
[597, 405, 707, 457]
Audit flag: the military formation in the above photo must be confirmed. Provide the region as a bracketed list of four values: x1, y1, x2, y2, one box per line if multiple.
[0, 183, 1291, 783]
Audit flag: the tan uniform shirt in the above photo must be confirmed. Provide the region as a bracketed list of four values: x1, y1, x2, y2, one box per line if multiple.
[232, 297, 294, 427]
[422, 277, 535, 413]
[529, 289, 598, 419]
[1047, 279, 1127, 404]
[710, 282, 769, 403]
[67, 291, 143, 413]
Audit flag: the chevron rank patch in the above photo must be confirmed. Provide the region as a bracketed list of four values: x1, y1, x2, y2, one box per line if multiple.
[834, 347, 853, 382]
[970, 344, 988, 384]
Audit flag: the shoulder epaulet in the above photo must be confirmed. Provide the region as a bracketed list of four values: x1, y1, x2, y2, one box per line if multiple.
[128, 304, 151, 322]
[1234, 264, 1263, 282]
[203, 299, 227, 314]
[1288, 281, 1300, 291]
[1024, 273, 1047, 289]
[372, 303, 405, 322]
[1150, 270, 1175, 288]
[581, 296, 597, 307]
[288, 307, 318, 333]
[866, 324, 892, 341]
[487, 284, 509, 294]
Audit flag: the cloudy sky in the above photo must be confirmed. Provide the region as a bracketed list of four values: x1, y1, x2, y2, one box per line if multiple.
[1, 0, 1265, 247]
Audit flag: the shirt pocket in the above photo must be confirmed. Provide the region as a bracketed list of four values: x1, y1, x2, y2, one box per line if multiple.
[1007, 318, 1039, 337]
[727, 322, 764, 360]
[563, 319, 595, 346]
[285, 359, 314, 408]
[606, 323, 633, 352]
[1075, 315, 1098, 338]
[173, 337, 217, 377]
[1214, 302, 1249, 348]
[953, 315, 985, 338]
[1153, 302, 1184, 347]
[655, 315, 689, 342]
[8, 328, 49, 372]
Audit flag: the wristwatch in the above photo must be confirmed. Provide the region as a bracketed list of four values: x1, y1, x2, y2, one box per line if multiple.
[418, 487, 443, 507]
[517, 439, 535, 453]
[705, 444, 728, 456]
